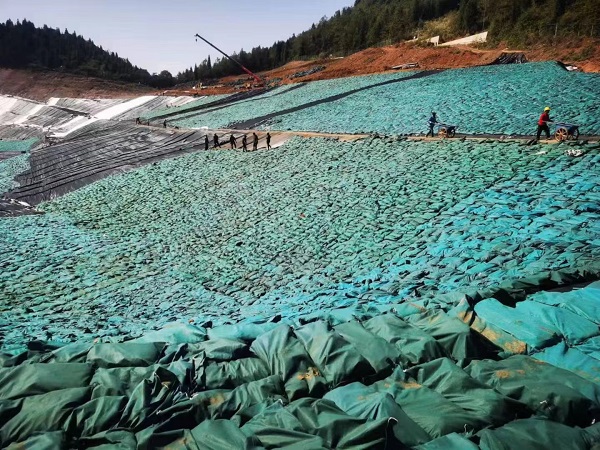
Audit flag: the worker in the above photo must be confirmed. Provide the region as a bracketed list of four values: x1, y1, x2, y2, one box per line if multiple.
[242, 134, 248, 151]
[135, 117, 141, 125]
[230, 134, 237, 149]
[266, 132, 272, 150]
[537, 107, 552, 140]
[213, 134, 220, 148]
[204, 135, 209, 150]
[253, 132, 259, 151]
[163, 120, 167, 128]
[426, 112, 438, 138]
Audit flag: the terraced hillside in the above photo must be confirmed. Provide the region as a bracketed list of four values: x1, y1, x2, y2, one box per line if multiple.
[170, 62, 600, 136]
[0, 62, 600, 449]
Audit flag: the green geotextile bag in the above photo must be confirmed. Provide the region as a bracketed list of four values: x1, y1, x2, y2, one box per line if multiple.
[477, 418, 590, 450]
[466, 355, 600, 426]
[203, 358, 270, 390]
[249, 324, 328, 401]
[293, 320, 375, 387]
[4, 431, 66, 450]
[578, 336, 600, 361]
[529, 281, 600, 324]
[240, 398, 397, 449]
[448, 297, 529, 357]
[534, 342, 600, 384]
[404, 358, 530, 427]
[141, 420, 265, 450]
[186, 338, 249, 361]
[0, 387, 90, 446]
[473, 268, 600, 306]
[131, 323, 208, 344]
[85, 343, 166, 368]
[368, 366, 505, 438]
[90, 362, 192, 398]
[414, 433, 479, 450]
[323, 382, 432, 447]
[474, 298, 599, 350]
[77, 430, 138, 449]
[362, 313, 446, 365]
[405, 310, 487, 360]
[207, 322, 279, 342]
[0, 363, 93, 400]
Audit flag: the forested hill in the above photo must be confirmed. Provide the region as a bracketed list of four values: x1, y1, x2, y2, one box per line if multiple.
[0, 19, 175, 88]
[178, 0, 599, 82]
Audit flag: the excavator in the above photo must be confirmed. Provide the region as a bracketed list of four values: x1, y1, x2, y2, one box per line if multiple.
[194, 34, 265, 89]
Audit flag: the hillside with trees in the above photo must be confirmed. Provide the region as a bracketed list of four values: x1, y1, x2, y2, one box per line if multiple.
[177, 0, 599, 83]
[1, 0, 598, 89]
[0, 19, 174, 88]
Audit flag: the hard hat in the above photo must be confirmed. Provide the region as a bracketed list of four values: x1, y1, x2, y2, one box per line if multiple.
[544, 107, 551, 111]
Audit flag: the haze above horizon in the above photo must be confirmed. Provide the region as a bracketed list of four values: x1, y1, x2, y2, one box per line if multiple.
[0, 0, 355, 75]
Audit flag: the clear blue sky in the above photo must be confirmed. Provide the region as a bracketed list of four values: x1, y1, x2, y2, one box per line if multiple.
[0, 0, 355, 75]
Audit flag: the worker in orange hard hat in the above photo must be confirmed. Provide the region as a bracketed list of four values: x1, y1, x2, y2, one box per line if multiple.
[536, 107, 552, 141]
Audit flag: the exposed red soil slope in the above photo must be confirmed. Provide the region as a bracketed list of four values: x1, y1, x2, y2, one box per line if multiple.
[0, 69, 153, 102]
[1, 39, 598, 101]
[167, 40, 600, 97]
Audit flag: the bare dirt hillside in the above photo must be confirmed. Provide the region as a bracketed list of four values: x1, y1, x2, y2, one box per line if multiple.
[1, 39, 598, 101]
[0, 69, 154, 102]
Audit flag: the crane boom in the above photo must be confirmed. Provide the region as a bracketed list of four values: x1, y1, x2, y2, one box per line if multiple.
[194, 33, 262, 85]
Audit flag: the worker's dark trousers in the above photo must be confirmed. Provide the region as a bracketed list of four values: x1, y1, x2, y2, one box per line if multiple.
[537, 124, 550, 140]
[426, 126, 435, 137]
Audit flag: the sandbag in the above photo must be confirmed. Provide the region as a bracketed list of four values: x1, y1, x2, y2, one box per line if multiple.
[86, 343, 165, 368]
[323, 382, 432, 446]
[414, 433, 479, 450]
[0, 363, 93, 400]
[363, 313, 446, 365]
[405, 358, 530, 427]
[0, 387, 90, 446]
[4, 431, 66, 450]
[477, 418, 589, 450]
[466, 355, 600, 426]
[294, 320, 375, 387]
[250, 324, 327, 400]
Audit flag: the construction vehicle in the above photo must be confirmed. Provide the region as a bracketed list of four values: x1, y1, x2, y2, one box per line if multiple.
[194, 34, 265, 88]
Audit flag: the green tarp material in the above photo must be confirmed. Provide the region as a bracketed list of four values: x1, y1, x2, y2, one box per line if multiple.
[405, 310, 487, 361]
[158, 420, 264, 450]
[578, 336, 600, 361]
[5, 431, 66, 450]
[363, 361, 529, 439]
[529, 281, 600, 325]
[403, 358, 530, 426]
[414, 433, 479, 450]
[294, 320, 376, 387]
[363, 313, 447, 365]
[249, 324, 328, 401]
[474, 297, 599, 350]
[0, 363, 93, 400]
[448, 297, 529, 357]
[131, 323, 208, 344]
[1, 283, 600, 448]
[0, 387, 90, 445]
[240, 398, 396, 449]
[477, 418, 592, 450]
[534, 342, 600, 384]
[86, 343, 165, 368]
[323, 382, 432, 446]
[466, 355, 600, 426]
